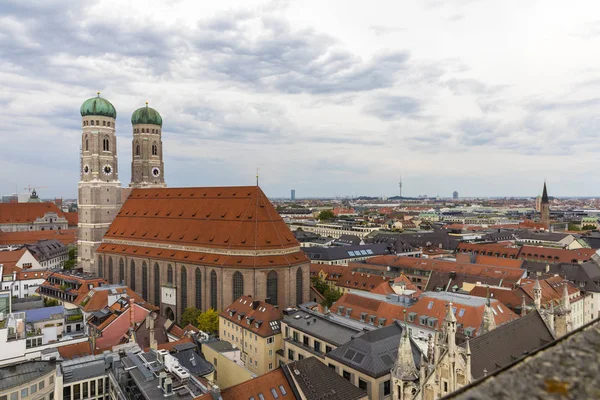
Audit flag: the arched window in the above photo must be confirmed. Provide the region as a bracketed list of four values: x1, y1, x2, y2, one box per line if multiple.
[152, 142, 158, 156]
[195, 268, 202, 310]
[119, 258, 125, 283]
[98, 256, 103, 278]
[154, 263, 160, 306]
[296, 268, 303, 305]
[135, 142, 140, 156]
[210, 270, 217, 310]
[266, 271, 278, 306]
[85, 136, 89, 151]
[103, 136, 110, 151]
[181, 267, 188, 311]
[232, 271, 244, 302]
[130, 260, 136, 292]
[142, 262, 148, 301]
[167, 265, 173, 284]
[108, 258, 114, 283]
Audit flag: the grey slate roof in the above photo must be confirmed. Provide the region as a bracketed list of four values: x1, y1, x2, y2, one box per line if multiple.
[523, 260, 600, 292]
[286, 357, 367, 400]
[302, 243, 390, 261]
[284, 310, 363, 346]
[333, 234, 362, 246]
[172, 348, 214, 377]
[327, 321, 421, 378]
[465, 310, 555, 379]
[25, 239, 68, 261]
[513, 230, 569, 242]
[0, 360, 56, 391]
[448, 317, 600, 400]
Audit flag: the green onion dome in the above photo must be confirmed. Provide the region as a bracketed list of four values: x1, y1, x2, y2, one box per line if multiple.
[131, 103, 162, 126]
[80, 93, 117, 119]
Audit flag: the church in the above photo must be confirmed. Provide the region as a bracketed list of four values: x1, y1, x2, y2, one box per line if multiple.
[77, 94, 310, 320]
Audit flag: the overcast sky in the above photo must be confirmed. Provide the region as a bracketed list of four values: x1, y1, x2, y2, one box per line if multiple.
[1, 0, 600, 199]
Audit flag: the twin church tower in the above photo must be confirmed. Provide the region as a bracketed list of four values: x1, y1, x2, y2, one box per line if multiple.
[77, 93, 167, 271]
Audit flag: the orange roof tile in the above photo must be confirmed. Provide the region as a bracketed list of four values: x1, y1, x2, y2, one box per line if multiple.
[221, 295, 283, 337]
[456, 243, 519, 258]
[336, 271, 390, 292]
[330, 293, 406, 327]
[219, 368, 293, 400]
[15, 269, 50, 281]
[469, 286, 522, 309]
[155, 336, 194, 352]
[519, 246, 596, 263]
[0, 202, 65, 224]
[57, 340, 99, 359]
[103, 187, 303, 253]
[63, 212, 79, 226]
[0, 248, 28, 272]
[0, 229, 77, 246]
[97, 243, 307, 269]
[168, 324, 184, 338]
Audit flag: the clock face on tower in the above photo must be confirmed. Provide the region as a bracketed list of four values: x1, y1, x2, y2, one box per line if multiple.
[83, 165, 89, 174]
[152, 167, 161, 177]
[103, 165, 113, 176]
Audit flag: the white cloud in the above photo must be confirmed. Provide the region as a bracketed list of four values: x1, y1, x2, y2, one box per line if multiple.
[1, 0, 600, 198]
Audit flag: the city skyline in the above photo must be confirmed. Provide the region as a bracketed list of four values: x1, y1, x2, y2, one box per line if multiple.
[2, 0, 600, 198]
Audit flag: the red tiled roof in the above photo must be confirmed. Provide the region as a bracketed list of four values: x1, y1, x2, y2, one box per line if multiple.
[309, 263, 348, 282]
[336, 271, 390, 292]
[16, 269, 50, 281]
[520, 277, 580, 306]
[103, 187, 303, 252]
[97, 243, 307, 269]
[518, 246, 596, 263]
[330, 293, 406, 327]
[456, 243, 519, 258]
[63, 212, 78, 226]
[0, 248, 28, 272]
[218, 368, 293, 400]
[0, 202, 65, 224]
[58, 340, 99, 359]
[156, 336, 194, 352]
[221, 295, 283, 337]
[0, 229, 77, 246]
[469, 286, 523, 310]
[168, 324, 184, 338]
[474, 255, 523, 269]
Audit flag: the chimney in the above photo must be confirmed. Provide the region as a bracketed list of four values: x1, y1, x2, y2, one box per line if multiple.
[129, 298, 135, 327]
[149, 314, 157, 350]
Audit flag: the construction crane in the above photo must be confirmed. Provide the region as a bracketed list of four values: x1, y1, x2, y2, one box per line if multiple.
[23, 185, 48, 193]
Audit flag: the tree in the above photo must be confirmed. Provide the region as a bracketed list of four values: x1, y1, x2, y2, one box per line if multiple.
[582, 225, 597, 231]
[63, 247, 77, 270]
[197, 308, 219, 334]
[181, 307, 202, 327]
[322, 289, 342, 308]
[318, 210, 335, 221]
[568, 223, 581, 231]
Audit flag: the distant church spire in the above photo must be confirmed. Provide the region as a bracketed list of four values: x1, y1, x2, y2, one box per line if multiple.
[541, 181, 549, 204]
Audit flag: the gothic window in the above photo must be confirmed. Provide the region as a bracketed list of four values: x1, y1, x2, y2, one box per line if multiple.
[181, 267, 187, 311]
[103, 121, 106, 126]
[195, 268, 202, 309]
[152, 142, 158, 156]
[210, 270, 217, 310]
[85, 136, 89, 151]
[167, 265, 173, 284]
[135, 142, 140, 156]
[154, 263, 160, 306]
[296, 268, 303, 305]
[142, 262, 148, 301]
[232, 271, 243, 301]
[130, 260, 136, 291]
[96, 120, 99, 126]
[108, 258, 114, 284]
[91, 120, 95, 126]
[103, 136, 110, 151]
[266, 271, 278, 306]
[107, 122, 111, 127]
[98, 257, 103, 278]
[119, 258, 124, 283]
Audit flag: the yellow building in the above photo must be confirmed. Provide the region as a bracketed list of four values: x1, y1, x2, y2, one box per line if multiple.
[202, 340, 255, 389]
[219, 295, 283, 375]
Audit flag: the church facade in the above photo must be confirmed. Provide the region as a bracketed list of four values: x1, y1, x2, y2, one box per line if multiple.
[78, 94, 309, 319]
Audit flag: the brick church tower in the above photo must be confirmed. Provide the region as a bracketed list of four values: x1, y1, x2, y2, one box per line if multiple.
[130, 103, 166, 188]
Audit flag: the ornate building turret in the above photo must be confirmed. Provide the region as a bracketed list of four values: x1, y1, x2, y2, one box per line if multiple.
[78, 93, 124, 273]
[480, 289, 497, 335]
[533, 278, 542, 310]
[130, 103, 166, 188]
[392, 313, 420, 400]
[540, 181, 550, 229]
[553, 283, 572, 337]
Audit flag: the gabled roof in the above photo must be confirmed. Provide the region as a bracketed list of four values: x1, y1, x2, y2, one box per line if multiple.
[519, 245, 596, 263]
[63, 212, 79, 226]
[330, 293, 406, 327]
[469, 286, 522, 310]
[465, 310, 555, 379]
[219, 368, 294, 400]
[327, 321, 421, 378]
[336, 271, 391, 292]
[302, 243, 390, 261]
[0, 248, 29, 272]
[0, 202, 65, 224]
[220, 295, 283, 337]
[0, 228, 77, 246]
[104, 186, 303, 253]
[286, 357, 367, 400]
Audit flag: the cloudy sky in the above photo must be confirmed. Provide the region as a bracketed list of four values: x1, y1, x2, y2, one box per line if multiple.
[1, 0, 600, 199]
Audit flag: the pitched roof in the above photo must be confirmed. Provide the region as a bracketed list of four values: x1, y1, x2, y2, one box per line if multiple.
[63, 212, 79, 226]
[103, 186, 304, 254]
[286, 357, 367, 400]
[0, 248, 28, 272]
[58, 340, 98, 359]
[0, 202, 65, 224]
[219, 368, 294, 400]
[456, 243, 519, 258]
[220, 295, 283, 337]
[465, 310, 555, 379]
[519, 245, 596, 263]
[327, 321, 421, 378]
[284, 309, 362, 346]
[303, 243, 390, 262]
[336, 271, 391, 292]
[0, 229, 77, 246]
[330, 293, 406, 327]
[469, 286, 522, 310]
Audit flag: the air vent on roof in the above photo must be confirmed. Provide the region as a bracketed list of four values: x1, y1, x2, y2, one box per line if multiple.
[218, 192, 221, 196]
[209, 236, 214, 242]
[194, 235, 199, 241]
[221, 212, 227, 218]
[155, 211, 159, 216]
[192, 212, 197, 217]
[179, 211, 184, 216]
[179, 234, 185, 239]
[190, 192, 194, 196]
[178, 192, 182, 196]
[166, 233, 171, 238]
[166, 193, 170, 197]
[203, 193, 207, 196]
[206, 212, 211, 217]
[143, 211, 148, 215]
[232, 192, 236, 196]
[154, 232, 159, 237]
[237, 258, 242, 263]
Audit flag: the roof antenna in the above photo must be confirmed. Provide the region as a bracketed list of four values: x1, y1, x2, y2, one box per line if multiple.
[256, 168, 260, 186]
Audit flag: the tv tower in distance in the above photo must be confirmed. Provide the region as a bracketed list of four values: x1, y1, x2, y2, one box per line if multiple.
[399, 176, 403, 198]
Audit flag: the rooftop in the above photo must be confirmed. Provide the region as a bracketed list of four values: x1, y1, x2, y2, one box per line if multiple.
[283, 309, 362, 346]
[0, 361, 56, 392]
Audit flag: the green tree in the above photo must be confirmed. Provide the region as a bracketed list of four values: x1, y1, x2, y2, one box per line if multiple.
[582, 225, 597, 231]
[63, 248, 77, 270]
[322, 289, 342, 308]
[197, 308, 219, 334]
[181, 307, 202, 327]
[318, 210, 335, 221]
[568, 223, 581, 231]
